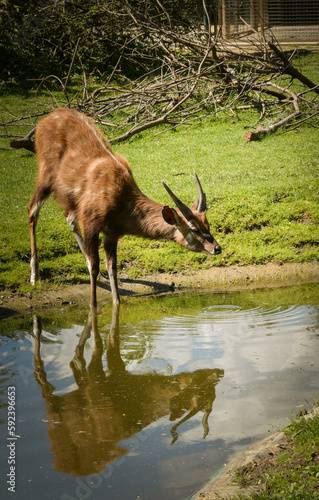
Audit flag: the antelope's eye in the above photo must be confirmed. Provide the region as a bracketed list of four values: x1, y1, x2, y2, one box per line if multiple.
[193, 227, 201, 235]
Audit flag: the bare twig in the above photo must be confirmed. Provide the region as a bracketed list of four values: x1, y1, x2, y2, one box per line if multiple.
[64, 38, 81, 91]
[245, 83, 301, 141]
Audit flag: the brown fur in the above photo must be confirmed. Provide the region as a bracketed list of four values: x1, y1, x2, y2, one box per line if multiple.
[28, 108, 220, 307]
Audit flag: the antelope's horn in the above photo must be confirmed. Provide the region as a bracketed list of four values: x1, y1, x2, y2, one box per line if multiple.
[162, 182, 195, 222]
[194, 172, 207, 213]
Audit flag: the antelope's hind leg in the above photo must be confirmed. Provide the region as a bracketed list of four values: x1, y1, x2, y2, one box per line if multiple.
[28, 192, 48, 285]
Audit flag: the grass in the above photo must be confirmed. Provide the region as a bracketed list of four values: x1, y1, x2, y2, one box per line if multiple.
[231, 404, 319, 499]
[0, 52, 319, 295]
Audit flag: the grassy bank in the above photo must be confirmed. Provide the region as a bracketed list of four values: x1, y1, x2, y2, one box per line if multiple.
[232, 405, 319, 499]
[0, 56, 318, 295]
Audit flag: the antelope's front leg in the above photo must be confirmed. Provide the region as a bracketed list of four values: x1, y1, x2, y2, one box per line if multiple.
[66, 212, 89, 263]
[103, 235, 120, 306]
[84, 234, 100, 309]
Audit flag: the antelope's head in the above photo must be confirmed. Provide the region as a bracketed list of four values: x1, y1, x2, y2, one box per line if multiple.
[162, 172, 221, 255]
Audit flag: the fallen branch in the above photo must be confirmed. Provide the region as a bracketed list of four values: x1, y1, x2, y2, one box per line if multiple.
[10, 127, 36, 153]
[2, 21, 318, 151]
[245, 83, 301, 141]
[269, 43, 319, 96]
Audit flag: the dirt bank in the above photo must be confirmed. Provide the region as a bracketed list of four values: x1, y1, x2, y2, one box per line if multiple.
[1, 261, 319, 316]
[191, 407, 319, 499]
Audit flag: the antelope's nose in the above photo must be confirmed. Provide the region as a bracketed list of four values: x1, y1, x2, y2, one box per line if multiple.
[214, 245, 221, 255]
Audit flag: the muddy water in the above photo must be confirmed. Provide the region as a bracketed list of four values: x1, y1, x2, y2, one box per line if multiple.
[0, 284, 318, 500]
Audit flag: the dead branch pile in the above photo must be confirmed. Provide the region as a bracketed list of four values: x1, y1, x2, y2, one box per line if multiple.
[1, 3, 318, 150]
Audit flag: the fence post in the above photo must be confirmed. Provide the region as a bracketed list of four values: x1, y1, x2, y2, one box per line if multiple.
[221, 0, 230, 37]
[260, 0, 264, 37]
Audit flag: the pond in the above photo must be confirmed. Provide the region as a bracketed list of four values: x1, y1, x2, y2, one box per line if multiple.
[0, 283, 318, 500]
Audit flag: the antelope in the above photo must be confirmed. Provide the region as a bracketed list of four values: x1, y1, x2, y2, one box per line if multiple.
[28, 108, 221, 307]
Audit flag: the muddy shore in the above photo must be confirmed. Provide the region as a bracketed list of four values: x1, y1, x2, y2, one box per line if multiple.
[1, 262, 319, 316]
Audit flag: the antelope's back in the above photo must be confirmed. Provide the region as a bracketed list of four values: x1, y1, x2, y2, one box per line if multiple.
[35, 108, 111, 170]
[35, 108, 136, 221]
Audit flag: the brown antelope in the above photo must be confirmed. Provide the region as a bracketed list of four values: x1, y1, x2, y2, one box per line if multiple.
[28, 108, 221, 307]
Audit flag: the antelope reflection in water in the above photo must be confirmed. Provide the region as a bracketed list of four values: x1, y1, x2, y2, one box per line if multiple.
[33, 307, 224, 476]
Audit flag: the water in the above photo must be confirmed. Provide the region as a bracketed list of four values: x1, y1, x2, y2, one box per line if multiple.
[0, 284, 318, 500]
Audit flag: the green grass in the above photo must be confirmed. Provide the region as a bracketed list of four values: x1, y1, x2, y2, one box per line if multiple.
[232, 404, 319, 499]
[0, 56, 319, 294]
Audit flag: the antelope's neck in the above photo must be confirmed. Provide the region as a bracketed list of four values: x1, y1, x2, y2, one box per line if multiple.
[126, 194, 176, 241]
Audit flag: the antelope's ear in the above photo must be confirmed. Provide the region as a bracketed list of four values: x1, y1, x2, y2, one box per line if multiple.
[162, 205, 181, 226]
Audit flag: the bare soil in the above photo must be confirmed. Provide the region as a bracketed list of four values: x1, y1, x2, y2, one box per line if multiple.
[1, 261, 319, 316]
